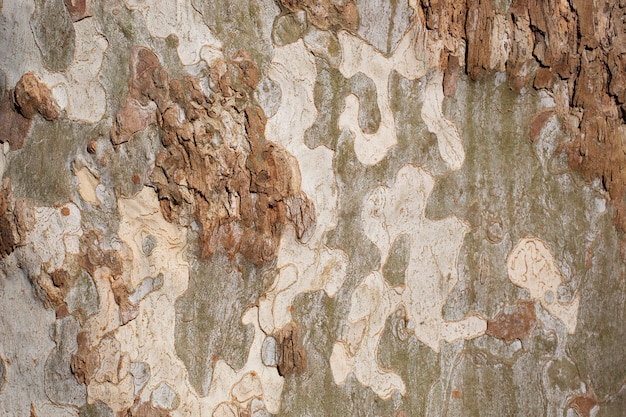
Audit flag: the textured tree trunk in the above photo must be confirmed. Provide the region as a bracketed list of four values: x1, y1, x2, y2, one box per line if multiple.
[1, 1, 625, 416]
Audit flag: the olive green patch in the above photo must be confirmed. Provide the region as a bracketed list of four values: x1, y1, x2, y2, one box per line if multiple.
[31, 0, 75, 71]
[174, 252, 270, 396]
[7, 118, 77, 204]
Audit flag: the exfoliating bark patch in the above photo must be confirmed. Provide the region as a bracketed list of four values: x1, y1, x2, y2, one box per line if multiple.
[112, 46, 315, 265]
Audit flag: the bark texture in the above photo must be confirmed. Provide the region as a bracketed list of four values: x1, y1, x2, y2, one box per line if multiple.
[0, 1, 625, 416]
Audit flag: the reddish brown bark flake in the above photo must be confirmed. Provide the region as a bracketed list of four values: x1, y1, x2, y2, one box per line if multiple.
[486, 300, 537, 343]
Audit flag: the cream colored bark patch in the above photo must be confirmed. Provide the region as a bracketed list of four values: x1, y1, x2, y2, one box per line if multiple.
[507, 237, 580, 334]
[337, 13, 464, 168]
[261, 40, 348, 335]
[124, 0, 222, 66]
[1, 3, 107, 123]
[27, 204, 82, 273]
[84, 187, 284, 416]
[74, 164, 100, 206]
[337, 23, 433, 166]
[421, 72, 465, 170]
[331, 165, 486, 399]
[87, 187, 190, 412]
[330, 271, 405, 399]
[61, 18, 108, 123]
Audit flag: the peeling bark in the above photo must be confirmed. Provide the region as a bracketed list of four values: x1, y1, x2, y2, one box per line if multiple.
[1, 1, 625, 416]
[281, 0, 359, 31]
[275, 322, 307, 377]
[113, 46, 315, 265]
[486, 300, 537, 343]
[0, 72, 60, 150]
[0, 179, 27, 257]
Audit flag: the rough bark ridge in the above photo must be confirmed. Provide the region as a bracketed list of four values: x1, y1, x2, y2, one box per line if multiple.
[419, 0, 626, 233]
[0, 71, 60, 150]
[112, 47, 316, 265]
[0, 179, 27, 257]
[275, 322, 307, 377]
[280, 0, 359, 31]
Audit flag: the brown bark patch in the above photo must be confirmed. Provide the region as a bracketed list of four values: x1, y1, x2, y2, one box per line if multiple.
[421, 1, 626, 234]
[79, 229, 137, 323]
[56, 303, 70, 319]
[78, 230, 124, 278]
[13, 72, 60, 121]
[530, 109, 556, 143]
[281, 0, 358, 31]
[465, 0, 495, 81]
[34, 268, 78, 310]
[420, 0, 467, 39]
[443, 55, 460, 97]
[0, 72, 60, 150]
[486, 300, 537, 343]
[533, 67, 555, 90]
[0, 179, 28, 257]
[111, 275, 139, 325]
[0, 90, 31, 150]
[275, 322, 307, 376]
[110, 47, 162, 145]
[113, 47, 315, 265]
[119, 399, 171, 417]
[71, 330, 100, 385]
[526, 0, 579, 79]
[63, 0, 92, 22]
[110, 98, 157, 146]
[568, 394, 597, 417]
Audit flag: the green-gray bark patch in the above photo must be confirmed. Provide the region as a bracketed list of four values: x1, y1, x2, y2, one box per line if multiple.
[174, 252, 270, 396]
[30, 0, 76, 72]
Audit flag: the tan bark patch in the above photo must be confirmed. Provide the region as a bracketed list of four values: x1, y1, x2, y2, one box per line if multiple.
[111, 47, 315, 265]
[119, 399, 171, 417]
[281, 0, 358, 32]
[0, 179, 28, 257]
[13, 72, 60, 121]
[275, 322, 307, 377]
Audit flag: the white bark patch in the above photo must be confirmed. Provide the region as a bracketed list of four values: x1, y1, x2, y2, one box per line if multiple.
[337, 15, 463, 168]
[421, 72, 465, 170]
[507, 237, 580, 334]
[261, 40, 348, 334]
[331, 165, 486, 399]
[124, 0, 222, 66]
[27, 204, 82, 273]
